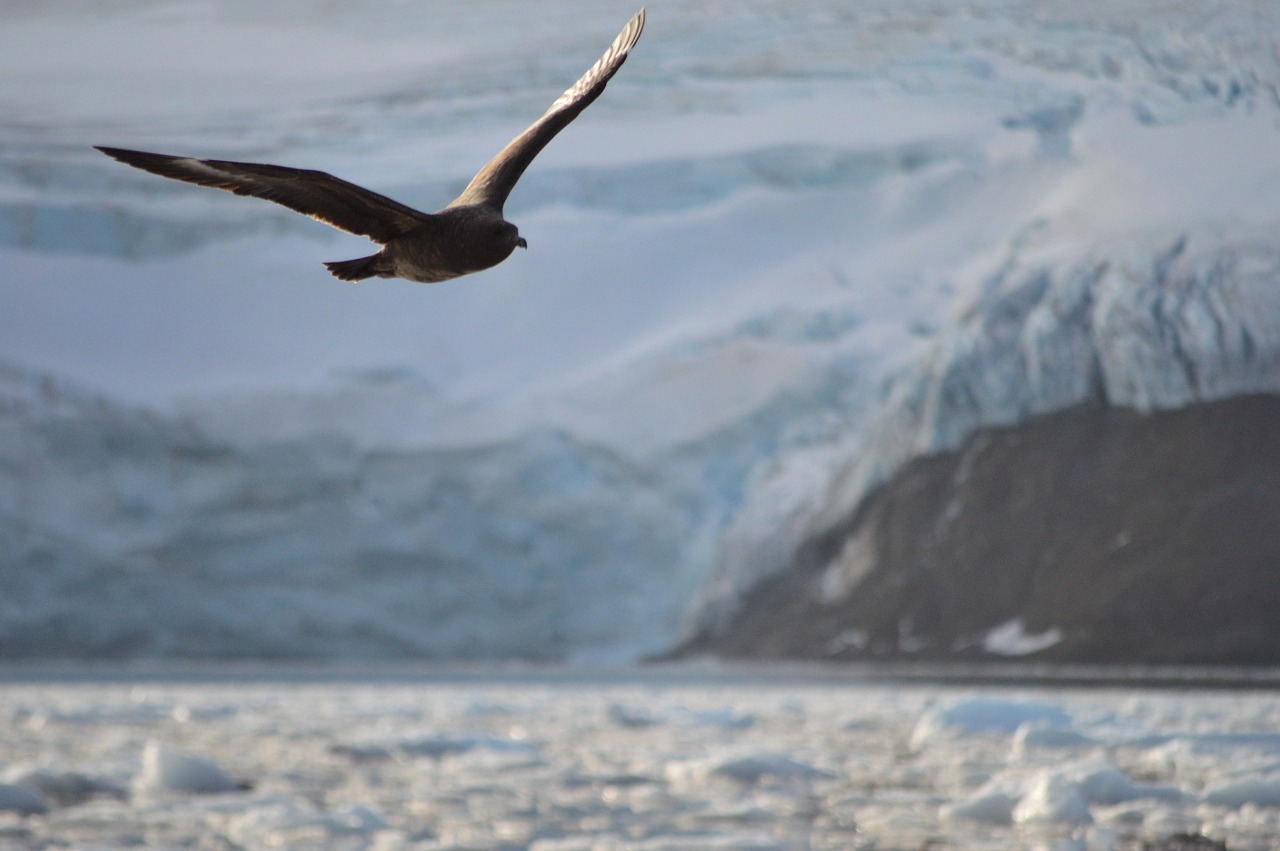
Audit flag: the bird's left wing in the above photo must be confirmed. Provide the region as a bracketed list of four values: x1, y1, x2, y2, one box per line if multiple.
[96, 147, 432, 244]
[448, 9, 645, 212]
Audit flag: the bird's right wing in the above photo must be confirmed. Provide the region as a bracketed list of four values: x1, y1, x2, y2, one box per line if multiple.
[96, 147, 432, 244]
[448, 9, 645, 212]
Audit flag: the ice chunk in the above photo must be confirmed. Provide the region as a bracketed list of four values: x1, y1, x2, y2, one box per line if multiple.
[229, 798, 388, 846]
[911, 697, 1072, 750]
[1201, 777, 1280, 809]
[1013, 772, 1093, 826]
[607, 703, 661, 728]
[333, 731, 539, 763]
[136, 740, 241, 795]
[667, 751, 834, 786]
[941, 788, 1017, 825]
[1013, 723, 1098, 756]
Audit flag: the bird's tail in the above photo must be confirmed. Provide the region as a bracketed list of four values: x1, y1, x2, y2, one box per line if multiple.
[323, 254, 389, 282]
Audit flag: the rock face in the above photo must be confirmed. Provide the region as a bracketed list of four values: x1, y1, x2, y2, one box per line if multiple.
[678, 394, 1280, 663]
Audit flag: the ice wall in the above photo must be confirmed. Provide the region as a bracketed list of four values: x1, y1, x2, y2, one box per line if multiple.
[0, 363, 715, 659]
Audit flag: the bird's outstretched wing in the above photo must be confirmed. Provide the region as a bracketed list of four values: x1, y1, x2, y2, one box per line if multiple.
[449, 8, 645, 212]
[95, 147, 432, 244]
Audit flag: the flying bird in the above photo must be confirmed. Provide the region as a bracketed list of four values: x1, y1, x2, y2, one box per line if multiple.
[96, 9, 645, 284]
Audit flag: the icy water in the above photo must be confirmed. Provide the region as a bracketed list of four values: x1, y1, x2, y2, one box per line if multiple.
[4, 666, 1280, 850]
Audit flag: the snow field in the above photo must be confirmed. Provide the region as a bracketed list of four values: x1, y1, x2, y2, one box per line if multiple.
[3, 673, 1280, 849]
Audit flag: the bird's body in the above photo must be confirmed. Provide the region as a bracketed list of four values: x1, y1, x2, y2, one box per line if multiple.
[325, 205, 524, 284]
[97, 9, 644, 284]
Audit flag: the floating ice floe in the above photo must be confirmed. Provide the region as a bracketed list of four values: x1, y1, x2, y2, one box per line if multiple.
[1012, 722, 1099, 756]
[1201, 776, 1280, 809]
[228, 798, 388, 846]
[1062, 760, 1183, 807]
[674, 708, 758, 730]
[332, 731, 540, 763]
[1013, 771, 1094, 826]
[606, 705, 757, 730]
[530, 834, 786, 851]
[946, 758, 1184, 828]
[910, 697, 1073, 750]
[606, 702, 661, 728]
[136, 740, 241, 795]
[940, 786, 1019, 826]
[667, 751, 834, 786]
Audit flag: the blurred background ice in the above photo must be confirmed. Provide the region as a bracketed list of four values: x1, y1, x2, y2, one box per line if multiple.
[2, 0, 1279, 661]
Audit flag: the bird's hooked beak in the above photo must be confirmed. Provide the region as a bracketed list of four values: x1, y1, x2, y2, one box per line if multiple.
[516, 237, 528, 249]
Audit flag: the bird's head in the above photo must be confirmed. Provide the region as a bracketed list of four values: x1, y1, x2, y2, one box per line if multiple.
[488, 219, 526, 252]
[448, 207, 528, 272]
[486, 218, 527, 255]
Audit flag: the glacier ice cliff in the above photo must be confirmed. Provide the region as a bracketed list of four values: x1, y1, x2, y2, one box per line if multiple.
[0, 365, 708, 659]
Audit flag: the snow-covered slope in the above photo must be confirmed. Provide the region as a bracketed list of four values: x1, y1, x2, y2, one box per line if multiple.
[3, 0, 1280, 659]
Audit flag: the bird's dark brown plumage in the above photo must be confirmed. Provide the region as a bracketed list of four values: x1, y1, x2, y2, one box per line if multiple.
[96, 9, 645, 284]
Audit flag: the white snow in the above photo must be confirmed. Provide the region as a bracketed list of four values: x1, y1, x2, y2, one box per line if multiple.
[4, 0, 1280, 660]
[982, 619, 1065, 657]
[2, 670, 1280, 849]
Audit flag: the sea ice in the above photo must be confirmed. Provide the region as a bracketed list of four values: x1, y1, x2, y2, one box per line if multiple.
[1201, 777, 1280, 809]
[1012, 722, 1098, 756]
[1012, 771, 1094, 826]
[666, 751, 833, 787]
[940, 786, 1018, 826]
[135, 740, 240, 796]
[1, 672, 1279, 849]
[910, 696, 1073, 750]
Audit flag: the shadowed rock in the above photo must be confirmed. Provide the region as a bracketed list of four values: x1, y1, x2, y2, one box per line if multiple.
[677, 395, 1280, 665]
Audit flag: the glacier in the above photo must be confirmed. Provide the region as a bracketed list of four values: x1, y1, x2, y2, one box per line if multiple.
[2, 0, 1280, 659]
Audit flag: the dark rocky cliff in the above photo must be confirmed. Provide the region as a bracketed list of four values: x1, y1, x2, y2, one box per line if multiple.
[677, 394, 1280, 664]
